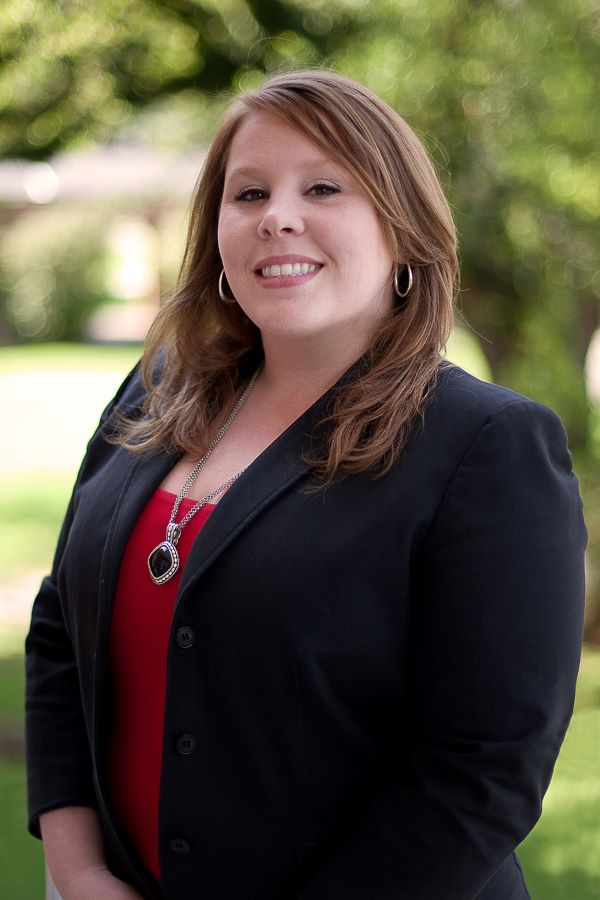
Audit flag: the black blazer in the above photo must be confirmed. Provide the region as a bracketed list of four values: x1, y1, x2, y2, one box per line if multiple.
[26, 361, 586, 900]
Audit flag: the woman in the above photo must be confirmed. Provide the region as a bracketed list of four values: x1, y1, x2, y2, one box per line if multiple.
[26, 70, 586, 900]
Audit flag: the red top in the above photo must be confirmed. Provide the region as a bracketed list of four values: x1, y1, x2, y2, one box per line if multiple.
[108, 488, 214, 885]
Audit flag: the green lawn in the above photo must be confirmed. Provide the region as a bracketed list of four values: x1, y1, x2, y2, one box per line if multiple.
[517, 652, 600, 898]
[0, 472, 75, 579]
[1, 342, 598, 898]
[0, 756, 45, 900]
[1, 649, 598, 898]
[0, 341, 142, 374]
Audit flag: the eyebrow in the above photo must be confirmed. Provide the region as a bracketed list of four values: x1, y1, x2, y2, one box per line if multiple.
[225, 160, 341, 180]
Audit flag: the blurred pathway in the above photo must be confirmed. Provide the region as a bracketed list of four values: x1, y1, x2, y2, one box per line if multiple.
[1, 571, 45, 653]
[0, 365, 131, 651]
[0, 369, 126, 472]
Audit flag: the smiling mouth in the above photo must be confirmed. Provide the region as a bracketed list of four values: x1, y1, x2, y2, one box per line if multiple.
[258, 262, 321, 278]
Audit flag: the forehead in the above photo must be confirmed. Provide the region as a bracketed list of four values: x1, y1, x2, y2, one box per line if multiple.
[224, 109, 339, 176]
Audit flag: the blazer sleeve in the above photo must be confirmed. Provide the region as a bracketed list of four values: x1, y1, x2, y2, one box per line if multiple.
[25, 364, 140, 838]
[299, 398, 587, 899]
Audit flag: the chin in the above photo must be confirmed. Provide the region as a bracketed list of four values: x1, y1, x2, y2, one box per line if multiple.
[244, 307, 321, 335]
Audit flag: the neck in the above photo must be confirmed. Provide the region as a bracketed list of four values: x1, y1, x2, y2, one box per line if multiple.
[259, 332, 366, 399]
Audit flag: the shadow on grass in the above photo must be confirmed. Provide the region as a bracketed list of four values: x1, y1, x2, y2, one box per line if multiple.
[0, 655, 43, 897]
[0, 654, 25, 754]
[0, 758, 45, 899]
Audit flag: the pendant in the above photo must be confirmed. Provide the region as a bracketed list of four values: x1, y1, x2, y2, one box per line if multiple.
[148, 523, 182, 585]
[148, 540, 180, 584]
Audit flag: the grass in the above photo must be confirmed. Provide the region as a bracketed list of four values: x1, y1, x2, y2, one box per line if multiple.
[1, 342, 599, 898]
[517, 659, 600, 899]
[1, 648, 598, 898]
[0, 472, 74, 579]
[0, 757, 45, 900]
[0, 654, 44, 899]
[0, 341, 141, 374]
[0, 342, 141, 580]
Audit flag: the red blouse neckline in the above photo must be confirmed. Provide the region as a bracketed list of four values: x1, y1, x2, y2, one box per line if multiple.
[154, 487, 217, 506]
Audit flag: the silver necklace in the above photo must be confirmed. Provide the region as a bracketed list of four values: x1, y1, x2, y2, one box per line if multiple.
[147, 367, 262, 585]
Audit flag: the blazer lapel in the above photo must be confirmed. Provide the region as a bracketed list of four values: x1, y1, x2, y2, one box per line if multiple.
[177, 389, 331, 599]
[98, 447, 176, 604]
[93, 445, 177, 753]
[94, 358, 362, 674]
[91, 358, 362, 791]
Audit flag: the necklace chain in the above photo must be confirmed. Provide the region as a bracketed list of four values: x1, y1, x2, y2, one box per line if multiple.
[147, 366, 262, 585]
[169, 366, 262, 531]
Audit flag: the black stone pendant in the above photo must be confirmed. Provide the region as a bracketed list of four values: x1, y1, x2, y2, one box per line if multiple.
[148, 540, 180, 585]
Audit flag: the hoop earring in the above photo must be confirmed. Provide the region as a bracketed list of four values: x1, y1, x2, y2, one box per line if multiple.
[218, 269, 237, 304]
[394, 264, 413, 298]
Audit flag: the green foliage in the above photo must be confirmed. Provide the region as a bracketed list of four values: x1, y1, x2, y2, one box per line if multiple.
[577, 461, 600, 644]
[1, 0, 598, 447]
[331, 0, 600, 446]
[0, 205, 112, 341]
[0, 0, 346, 159]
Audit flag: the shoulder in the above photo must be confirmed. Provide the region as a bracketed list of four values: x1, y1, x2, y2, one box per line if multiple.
[99, 360, 146, 427]
[432, 360, 557, 422]
[424, 360, 567, 449]
[69, 362, 148, 481]
[418, 363, 586, 580]
[405, 361, 577, 503]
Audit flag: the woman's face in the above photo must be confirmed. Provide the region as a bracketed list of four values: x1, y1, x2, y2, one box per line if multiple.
[218, 111, 395, 353]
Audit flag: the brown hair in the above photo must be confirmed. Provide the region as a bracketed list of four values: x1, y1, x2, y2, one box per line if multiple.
[115, 69, 458, 479]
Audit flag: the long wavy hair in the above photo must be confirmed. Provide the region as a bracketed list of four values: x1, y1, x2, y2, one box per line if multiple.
[115, 69, 458, 480]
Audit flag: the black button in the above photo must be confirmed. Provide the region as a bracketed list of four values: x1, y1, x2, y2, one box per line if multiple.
[176, 733, 196, 755]
[168, 837, 190, 854]
[176, 626, 196, 649]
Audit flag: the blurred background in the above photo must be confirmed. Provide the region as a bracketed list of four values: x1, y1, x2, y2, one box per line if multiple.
[0, 0, 599, 896]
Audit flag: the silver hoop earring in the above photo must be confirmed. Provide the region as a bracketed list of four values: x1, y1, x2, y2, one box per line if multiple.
[218, 269, 237, 304]
[394, 264, 413, 298]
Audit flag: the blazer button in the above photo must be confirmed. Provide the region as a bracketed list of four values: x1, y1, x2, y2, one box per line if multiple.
[176, 626, 196, 649]
[168, 838, 190, 854]
[176, 733, 196, 755]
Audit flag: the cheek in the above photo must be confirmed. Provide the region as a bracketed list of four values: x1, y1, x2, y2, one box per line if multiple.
[360, 220, 395, 273]
[339, 203, 387, 250]
[216, 213, 227, 261]
[218, 212, 254, 268]
[334, 222, 391, 275]
[217, 212, 233, 252]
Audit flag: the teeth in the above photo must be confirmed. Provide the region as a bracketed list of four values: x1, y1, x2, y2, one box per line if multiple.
[260, 263, 318, 278]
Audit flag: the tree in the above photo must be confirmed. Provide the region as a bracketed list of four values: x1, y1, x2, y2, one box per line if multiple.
[1, 0, 599, 445]
[2, 0, 599, 630]
[330, 0, 600, 447]
[0, 0, 354, 159]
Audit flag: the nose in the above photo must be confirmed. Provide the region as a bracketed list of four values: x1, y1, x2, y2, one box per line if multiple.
[257, 194, 305, 240]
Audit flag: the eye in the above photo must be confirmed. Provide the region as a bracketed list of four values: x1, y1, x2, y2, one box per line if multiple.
[233, 187, 267, 202]
[307, 182, 341, 197]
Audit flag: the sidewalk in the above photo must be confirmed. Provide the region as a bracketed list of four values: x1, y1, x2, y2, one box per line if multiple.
[0, 359, 134, 653]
